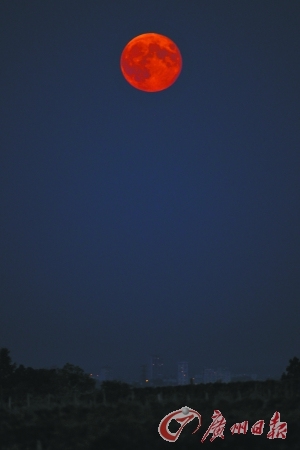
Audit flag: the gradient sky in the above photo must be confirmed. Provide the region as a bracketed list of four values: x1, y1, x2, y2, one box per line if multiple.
[1, 1, 299, 383]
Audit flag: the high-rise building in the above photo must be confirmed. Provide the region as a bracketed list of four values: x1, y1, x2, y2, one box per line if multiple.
[149, 355, 164, 385]
[177, 361, 189, 385]
[202, 367, 231, 383]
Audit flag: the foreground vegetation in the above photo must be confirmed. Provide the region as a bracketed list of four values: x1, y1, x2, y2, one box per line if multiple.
[0, 349, 299, 449]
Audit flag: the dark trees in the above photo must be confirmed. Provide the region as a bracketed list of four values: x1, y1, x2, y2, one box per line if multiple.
[281, 356, 300, 381]
[0, 348, 96, 399]
[0, 347, 17, 396]
[101, 380, 131, 402]
[57, 363, 96, 394]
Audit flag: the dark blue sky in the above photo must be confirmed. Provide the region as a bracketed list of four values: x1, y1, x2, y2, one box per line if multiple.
[1, 0, 299, 383]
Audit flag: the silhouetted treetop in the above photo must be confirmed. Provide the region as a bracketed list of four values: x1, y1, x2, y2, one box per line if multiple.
[0, 348, 17, 376]
[281, 356, 300, 381]
[57, 363, 96, 392]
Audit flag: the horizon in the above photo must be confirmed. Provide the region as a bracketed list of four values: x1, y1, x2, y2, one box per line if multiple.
[6, 347, 291, 385]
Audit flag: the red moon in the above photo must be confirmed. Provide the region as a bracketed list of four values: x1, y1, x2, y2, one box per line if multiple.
[120, 33, 182, 92]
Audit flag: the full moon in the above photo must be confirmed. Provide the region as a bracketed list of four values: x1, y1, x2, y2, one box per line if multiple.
[120, 33, 182, 92]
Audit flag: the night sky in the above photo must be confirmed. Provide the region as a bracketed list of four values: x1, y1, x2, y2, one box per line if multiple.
[1, 1, 299, 383]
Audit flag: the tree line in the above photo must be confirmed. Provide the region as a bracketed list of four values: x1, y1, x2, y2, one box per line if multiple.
[1, 347, 300, 403]
[0, 348, 96, 401]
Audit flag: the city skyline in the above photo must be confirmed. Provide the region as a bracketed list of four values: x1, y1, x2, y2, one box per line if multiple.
[86, 354, 281, 385]
[2, 344, 290, 385]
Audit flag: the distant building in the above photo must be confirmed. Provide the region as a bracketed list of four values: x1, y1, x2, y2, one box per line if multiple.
[231, 373, 257, 382]
[149, 355, 164, 386]
[203, 367, 217, 383]
[202, 367, 231, 383]
[178, 361, 189, 385]
[216, 367, 231, 383]
[193, 373, 204, 384]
